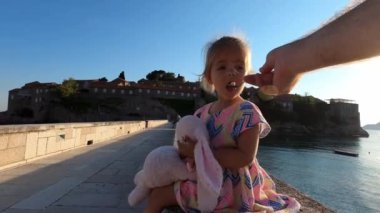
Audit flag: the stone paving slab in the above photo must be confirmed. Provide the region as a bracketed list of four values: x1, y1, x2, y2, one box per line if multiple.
[11, 177, 87, 210]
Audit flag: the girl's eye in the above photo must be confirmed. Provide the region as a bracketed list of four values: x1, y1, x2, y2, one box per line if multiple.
[236, 66, 245, 72]
[217, 66, 226, 71]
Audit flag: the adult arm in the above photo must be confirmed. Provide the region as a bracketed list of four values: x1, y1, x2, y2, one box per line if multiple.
[245, 0, 380, 94]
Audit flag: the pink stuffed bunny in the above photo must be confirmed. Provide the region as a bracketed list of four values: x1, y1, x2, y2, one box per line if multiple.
[128, 115, 223, 212]
[127, 145, 196, 206]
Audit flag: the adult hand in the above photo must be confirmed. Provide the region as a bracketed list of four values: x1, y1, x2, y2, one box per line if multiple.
[244, 45, 303, 95]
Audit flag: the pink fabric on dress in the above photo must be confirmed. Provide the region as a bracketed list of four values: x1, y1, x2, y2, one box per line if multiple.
[174, 100, 301, 212]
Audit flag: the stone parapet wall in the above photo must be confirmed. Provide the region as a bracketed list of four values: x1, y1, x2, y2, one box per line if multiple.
[0, 120, 168, 170]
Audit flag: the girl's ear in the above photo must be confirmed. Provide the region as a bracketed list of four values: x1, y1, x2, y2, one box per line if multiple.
[246, 68, 254, 75]
[206, 69, 212, 84]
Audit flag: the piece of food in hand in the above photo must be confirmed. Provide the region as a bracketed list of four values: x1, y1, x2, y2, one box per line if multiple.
[258, 85, 278, 101]
[260, 85, 279, 96]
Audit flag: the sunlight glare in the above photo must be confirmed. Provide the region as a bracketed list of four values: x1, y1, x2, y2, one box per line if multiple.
[344, 56, 380, 125]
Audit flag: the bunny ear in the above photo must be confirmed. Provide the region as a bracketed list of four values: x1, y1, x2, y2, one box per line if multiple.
[193, 129, 223, 212]
[173, 122, 183, 148]
[173, 130, 179, 148]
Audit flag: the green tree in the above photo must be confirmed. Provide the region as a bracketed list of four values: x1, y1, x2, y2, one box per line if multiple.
[98, 77, 108, 82]
[118, 71, 125, 80]
[60, 78, 78, 97]
[162, 72, 176, 81]
[177, 74, 185, 82]
[146, 70, 178, 81]
[146, 70, 165, 80]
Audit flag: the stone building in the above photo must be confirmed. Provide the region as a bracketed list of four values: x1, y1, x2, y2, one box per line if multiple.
[8, 81, 58, 120]
[327, 98, 361, 127]
[7, 75, 201, 122]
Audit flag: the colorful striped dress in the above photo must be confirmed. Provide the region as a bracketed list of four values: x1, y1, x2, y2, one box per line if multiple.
[174, 100, 300, 212]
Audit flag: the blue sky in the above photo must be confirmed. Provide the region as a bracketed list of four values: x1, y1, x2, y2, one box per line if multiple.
[1, 0, 379, 125]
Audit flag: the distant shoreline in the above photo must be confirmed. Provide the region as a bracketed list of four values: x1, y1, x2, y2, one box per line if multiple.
[363, 125, 380, 131]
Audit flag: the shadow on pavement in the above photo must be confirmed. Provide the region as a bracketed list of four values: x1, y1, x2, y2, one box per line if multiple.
[0, 124, 175, 213]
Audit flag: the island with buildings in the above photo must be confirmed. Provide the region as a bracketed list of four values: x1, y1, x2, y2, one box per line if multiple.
[1, 71, 369, 138]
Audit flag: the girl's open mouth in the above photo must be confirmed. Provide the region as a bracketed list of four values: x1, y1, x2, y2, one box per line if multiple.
[226, 81, 239, 90]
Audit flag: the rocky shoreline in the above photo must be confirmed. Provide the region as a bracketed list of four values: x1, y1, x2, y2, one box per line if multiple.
[163, 176, 334, 213]
[272, 176, 334, 213]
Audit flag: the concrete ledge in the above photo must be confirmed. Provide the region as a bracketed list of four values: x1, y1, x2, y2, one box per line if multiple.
[0, 120, 168, 170]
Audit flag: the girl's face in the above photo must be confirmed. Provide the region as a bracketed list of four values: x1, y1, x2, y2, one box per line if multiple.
[208, 48, 247, 102]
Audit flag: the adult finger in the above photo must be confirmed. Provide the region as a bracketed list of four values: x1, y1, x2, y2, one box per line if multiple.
[244, 74, 261, 86]
[259, 56, 274, 74]
[244, 73, 273, 86]
[261, 72, 274, 85]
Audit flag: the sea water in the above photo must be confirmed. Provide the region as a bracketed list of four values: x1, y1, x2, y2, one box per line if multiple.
[257, 130, 380, 213]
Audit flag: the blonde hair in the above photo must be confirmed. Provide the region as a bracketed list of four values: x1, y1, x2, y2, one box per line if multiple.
[200, 36, 252, 94]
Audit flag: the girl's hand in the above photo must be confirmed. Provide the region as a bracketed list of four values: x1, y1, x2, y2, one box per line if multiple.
[177, 135, 196, 158]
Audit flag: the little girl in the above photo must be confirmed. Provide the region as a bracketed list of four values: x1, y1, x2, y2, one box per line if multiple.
[145, 36, 300, 212]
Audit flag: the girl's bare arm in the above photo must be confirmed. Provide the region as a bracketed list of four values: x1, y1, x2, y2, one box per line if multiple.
[213, 125, 260, 169]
